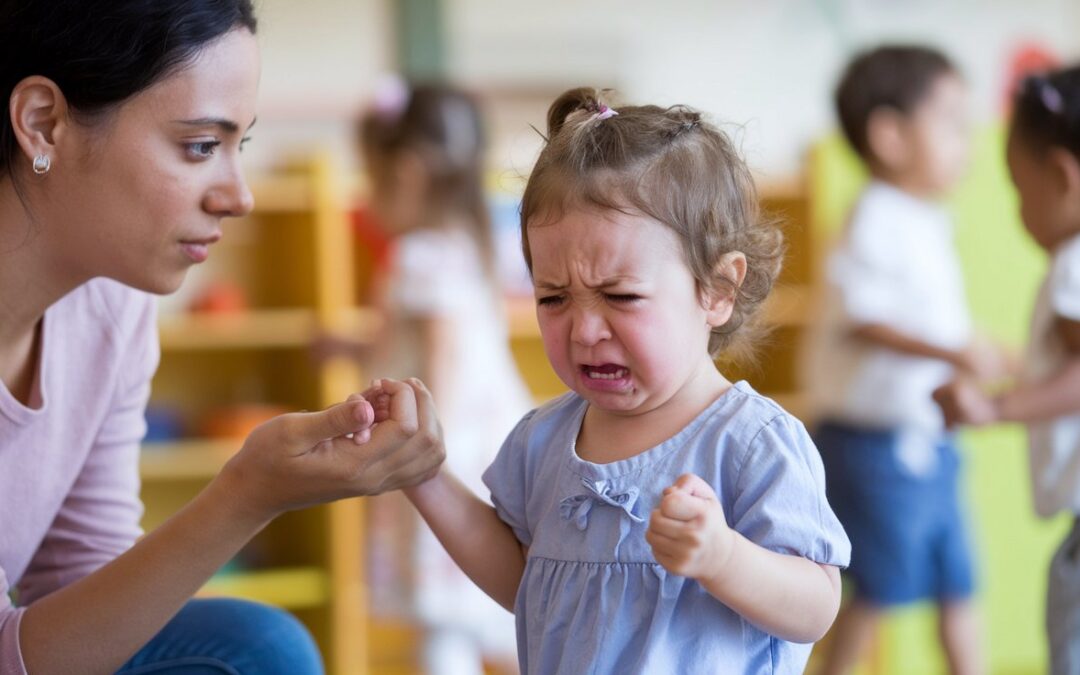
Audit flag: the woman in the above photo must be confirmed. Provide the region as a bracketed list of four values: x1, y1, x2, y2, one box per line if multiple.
[0, 2, 444, 673]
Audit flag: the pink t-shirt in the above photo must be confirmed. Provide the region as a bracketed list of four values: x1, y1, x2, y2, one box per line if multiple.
[0, 279, 158, 674]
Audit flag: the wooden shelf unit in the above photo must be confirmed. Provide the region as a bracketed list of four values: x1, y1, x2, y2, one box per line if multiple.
[140, 154, 368, 675]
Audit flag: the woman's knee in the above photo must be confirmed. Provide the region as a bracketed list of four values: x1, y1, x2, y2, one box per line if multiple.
[122, 598, 323, 674]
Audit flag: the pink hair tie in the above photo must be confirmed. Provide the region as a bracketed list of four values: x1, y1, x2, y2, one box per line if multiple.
[594, 105, 618, 121]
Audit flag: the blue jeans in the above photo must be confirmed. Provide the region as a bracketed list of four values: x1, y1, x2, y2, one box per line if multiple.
[116, 598, 323, 674]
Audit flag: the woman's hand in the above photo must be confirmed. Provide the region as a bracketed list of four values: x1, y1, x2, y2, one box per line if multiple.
[217, 378, 446, 522]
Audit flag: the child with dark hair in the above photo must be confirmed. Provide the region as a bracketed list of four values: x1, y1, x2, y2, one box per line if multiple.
[935, 65, 1080, 675]
[398, 87, 850, 674]
[803, 45, 1003, 675]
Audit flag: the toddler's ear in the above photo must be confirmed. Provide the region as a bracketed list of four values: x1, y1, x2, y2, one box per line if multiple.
[703, 251, 746, 327]
[1048, 147, 1080, 205]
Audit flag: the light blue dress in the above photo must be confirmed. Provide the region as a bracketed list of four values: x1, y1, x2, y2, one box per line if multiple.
[482, 381, 851, 674]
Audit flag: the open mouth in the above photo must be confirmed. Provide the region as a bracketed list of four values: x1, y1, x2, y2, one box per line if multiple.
[580, 363, 629, 381]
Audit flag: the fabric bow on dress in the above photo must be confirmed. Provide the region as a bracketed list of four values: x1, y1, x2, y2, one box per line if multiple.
[559, 477, 645, 530]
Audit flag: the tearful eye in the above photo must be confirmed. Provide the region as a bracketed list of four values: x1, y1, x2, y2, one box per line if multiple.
[537, 295, 565, 307]
[606, 294, 641, 304]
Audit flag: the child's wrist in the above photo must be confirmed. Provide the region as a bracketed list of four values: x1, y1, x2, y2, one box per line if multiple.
[700, 528, 741, 589]
[402, 467, 445, 502]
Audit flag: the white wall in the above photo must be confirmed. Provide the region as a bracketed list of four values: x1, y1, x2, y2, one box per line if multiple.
[242, 0, 393, 171]
[241, 0, 1080, 179]
[446, 0, 1080, 179]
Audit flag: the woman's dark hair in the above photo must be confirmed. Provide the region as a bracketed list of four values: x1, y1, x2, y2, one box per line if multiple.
[521, 87, 784, 359]
[835, 45, 956, 162]
[1012, 65, 1080, 160]
[0, 0, 257, 179]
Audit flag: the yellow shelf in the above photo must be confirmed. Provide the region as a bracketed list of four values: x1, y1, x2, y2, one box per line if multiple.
[158, 307, 382, 351]
[761, 284, 812, 327]
[141, 439, 239, 480]
[249, 174, 314, 212]
[199, 566, 330, 610]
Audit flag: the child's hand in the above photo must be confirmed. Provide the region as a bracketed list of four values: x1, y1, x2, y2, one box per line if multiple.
[646, 473, 735, 582]
[955, 336, 1011, 382]
[341, 379, 394, 445]
[933, 379, 998, 427]
[361, 380, 393, 424]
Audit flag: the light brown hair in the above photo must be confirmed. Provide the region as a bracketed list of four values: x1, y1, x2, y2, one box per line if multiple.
[520, 87, 783, 358]
[359, 83, 495, 279]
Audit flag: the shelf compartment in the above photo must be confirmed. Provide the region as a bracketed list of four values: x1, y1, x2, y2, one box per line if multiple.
[198, 566, 330, 610]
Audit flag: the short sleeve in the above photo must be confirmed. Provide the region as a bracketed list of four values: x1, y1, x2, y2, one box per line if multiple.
[0, 565, 27, 675]
[389, 232, 471, 316]
[482, 412, 535, 547]
[827, 218, 906, 326]
[1051, 238, 1080, 321]
[729, 414, 851, 567]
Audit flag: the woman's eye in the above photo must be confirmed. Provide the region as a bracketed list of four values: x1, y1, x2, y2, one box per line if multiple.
[537, 295, 565, 307]
[606, 294, 641, 303]
[186, 140, 221, 159]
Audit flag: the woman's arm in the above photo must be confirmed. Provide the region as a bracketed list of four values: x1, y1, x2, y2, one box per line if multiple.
[404, 469, 526, 611]
[19, 380, 444, 675]
[646, 474, 841, 643]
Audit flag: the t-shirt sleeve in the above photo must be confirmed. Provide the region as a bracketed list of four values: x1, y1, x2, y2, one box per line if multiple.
[389, 233, 470, 316]
[0, 565, 28, 675]
[828, 215, 906, 327]
[1051, 239, 1080, 321]
[482, 412, 535, 547]
[728, 414, 851, 567]
[15, 292, 159, 606]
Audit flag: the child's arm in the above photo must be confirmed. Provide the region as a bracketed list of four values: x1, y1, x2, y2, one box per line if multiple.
[992, 318, 1080, 423]
[403, 470, 526, 611]
[852, 323, 1003, 380]
[419, 315, 456, 411]
[936, 319, 1080, 426]
[646, 474, 841, 644]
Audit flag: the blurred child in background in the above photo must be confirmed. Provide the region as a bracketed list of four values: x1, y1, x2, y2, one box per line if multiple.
[803, 45, 1007, 675]
[359, 79, 530, 675]
[935, 65, 1080, 675]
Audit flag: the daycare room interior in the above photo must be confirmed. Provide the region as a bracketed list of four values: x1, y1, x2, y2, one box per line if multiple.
[137, 1, 1080, 673]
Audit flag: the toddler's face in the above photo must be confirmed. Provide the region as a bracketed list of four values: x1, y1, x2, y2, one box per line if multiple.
[1006, 130, 1080, 250]
[901, 72, 972, 196]
[527, 207, 720, 417]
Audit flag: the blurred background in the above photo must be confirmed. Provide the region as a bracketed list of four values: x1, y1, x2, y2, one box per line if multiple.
[138, 1, 1080, 674]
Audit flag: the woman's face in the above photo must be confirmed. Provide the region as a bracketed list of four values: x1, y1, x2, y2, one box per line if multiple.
[46, 28, 260, 294]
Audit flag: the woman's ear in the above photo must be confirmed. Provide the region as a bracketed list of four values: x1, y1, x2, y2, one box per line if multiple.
[9, 76, 70, 170]
[703, 251, 747, 327]
[865, 107, 909, 171]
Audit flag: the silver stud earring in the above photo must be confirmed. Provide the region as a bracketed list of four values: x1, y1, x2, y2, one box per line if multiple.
[32, 154, 51, 175]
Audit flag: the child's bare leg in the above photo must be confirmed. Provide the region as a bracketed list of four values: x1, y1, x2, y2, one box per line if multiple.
[939, 599, 983, 675]
[818, 600, 881, 675]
